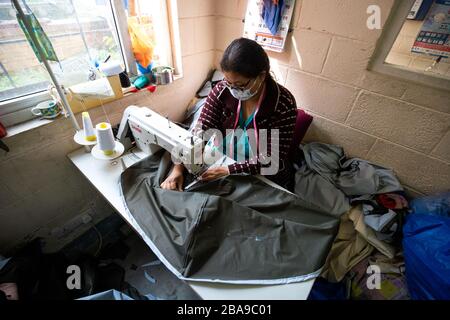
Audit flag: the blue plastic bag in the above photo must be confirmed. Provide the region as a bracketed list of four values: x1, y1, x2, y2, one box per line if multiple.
[403, 213, 450, 300]
[410, 192, 450, 217]
[308, 277, 347, 300]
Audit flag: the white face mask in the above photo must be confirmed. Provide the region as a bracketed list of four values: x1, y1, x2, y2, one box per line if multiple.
[229, 77, 263, 101]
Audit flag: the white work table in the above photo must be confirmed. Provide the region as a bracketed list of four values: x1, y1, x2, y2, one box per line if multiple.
[68, 147, 315, 300]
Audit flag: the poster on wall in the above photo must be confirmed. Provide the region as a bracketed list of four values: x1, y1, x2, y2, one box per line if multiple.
[243, 0, 296, 53]
[411, 0, 450, 58]
[407, 0, 434, 20]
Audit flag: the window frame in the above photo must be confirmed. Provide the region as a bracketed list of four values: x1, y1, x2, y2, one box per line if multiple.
[110, 0, 138, 77]
[368, 0, 450, 91]
[0, 0, 181, 128]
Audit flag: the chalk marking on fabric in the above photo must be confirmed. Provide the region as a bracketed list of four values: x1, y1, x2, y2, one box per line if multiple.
[144, 271, 156, 284]
[141, 260, 162, 268]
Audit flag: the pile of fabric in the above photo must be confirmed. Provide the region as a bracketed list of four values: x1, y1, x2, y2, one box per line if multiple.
[302, 144, 450, 300]
[294, 143, 408, 284]
[294, 143, 414, 299]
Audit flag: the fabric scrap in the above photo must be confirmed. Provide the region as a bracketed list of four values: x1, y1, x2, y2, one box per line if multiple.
[321, 205, 396, 283]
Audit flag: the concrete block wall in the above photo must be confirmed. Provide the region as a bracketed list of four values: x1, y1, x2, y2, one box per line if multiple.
[214, 0, 450, 196]
[0, 0, 216, 254]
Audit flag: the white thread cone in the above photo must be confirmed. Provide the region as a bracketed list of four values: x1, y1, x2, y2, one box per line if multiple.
[96, 122, 116, 155]
[82, 112, 96, 141]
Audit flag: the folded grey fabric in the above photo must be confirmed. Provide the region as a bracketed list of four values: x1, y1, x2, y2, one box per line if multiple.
[301, 142, 345, 175]
[294, 163, 350, 215]
[120, 150, 346, 284]
[301, 142, 403, 197]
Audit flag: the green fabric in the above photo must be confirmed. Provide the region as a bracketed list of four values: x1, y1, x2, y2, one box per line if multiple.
[236, 107, 255, 161]
[238, 107, 255, 129]
[16, 5, 59, 63]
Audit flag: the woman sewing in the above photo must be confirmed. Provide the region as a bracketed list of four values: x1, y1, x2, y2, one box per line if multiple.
[161, 38, 298, 191]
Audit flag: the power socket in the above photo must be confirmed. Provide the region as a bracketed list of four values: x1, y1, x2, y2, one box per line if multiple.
[50, 209, 95, 239]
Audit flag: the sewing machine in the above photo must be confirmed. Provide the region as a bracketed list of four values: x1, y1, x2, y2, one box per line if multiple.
[116, 105, 206, 175]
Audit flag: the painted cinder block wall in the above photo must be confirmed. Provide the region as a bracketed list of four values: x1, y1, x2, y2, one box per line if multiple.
[0, 0, 216, 254]
[214, 0, 450, 196]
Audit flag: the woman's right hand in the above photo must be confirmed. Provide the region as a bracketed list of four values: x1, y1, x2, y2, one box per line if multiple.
[160, 164, 184, 191]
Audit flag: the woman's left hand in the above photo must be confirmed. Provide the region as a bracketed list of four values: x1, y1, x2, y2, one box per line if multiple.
[200, 166, 229, 181]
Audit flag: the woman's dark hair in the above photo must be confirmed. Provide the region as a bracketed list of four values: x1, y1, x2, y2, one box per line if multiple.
[220, 38, 270, 78]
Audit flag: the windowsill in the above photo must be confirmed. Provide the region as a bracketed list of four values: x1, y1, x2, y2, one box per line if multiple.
[4, 73, 184, 138]
[5, 117, 56, 138]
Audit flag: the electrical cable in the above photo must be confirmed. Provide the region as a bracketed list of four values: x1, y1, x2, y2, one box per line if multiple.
[90, 223, 103, 257]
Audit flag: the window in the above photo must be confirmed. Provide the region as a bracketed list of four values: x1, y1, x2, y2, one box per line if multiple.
[0, 0, 179, 127]
[123, 0, 173, 69]
[0, 0, 124, 102]
[369, 0, 450, 91]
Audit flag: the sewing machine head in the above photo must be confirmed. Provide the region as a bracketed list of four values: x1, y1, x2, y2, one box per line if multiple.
[116, 105, 205, 175]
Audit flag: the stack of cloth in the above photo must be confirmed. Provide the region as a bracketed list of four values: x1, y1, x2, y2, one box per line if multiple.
[293, 142, 408, 283]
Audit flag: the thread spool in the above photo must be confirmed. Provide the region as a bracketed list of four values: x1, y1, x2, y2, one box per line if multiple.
[96, 122, 115, 155]
[99, 61, 123, 76]
[82, 112, 96, 141]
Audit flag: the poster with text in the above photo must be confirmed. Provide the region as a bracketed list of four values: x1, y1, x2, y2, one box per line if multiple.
[411, 0, 450, 57]
[243, 0, 296, 53]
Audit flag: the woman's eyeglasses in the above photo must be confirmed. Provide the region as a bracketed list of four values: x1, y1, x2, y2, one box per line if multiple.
[223, 78, 252, 90]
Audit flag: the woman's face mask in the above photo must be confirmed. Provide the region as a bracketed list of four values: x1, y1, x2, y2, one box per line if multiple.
[226, 74, 264, 101]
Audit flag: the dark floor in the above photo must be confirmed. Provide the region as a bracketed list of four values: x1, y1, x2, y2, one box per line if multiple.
[59, 213, 201, 300]
[113, 232, 201, 300]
